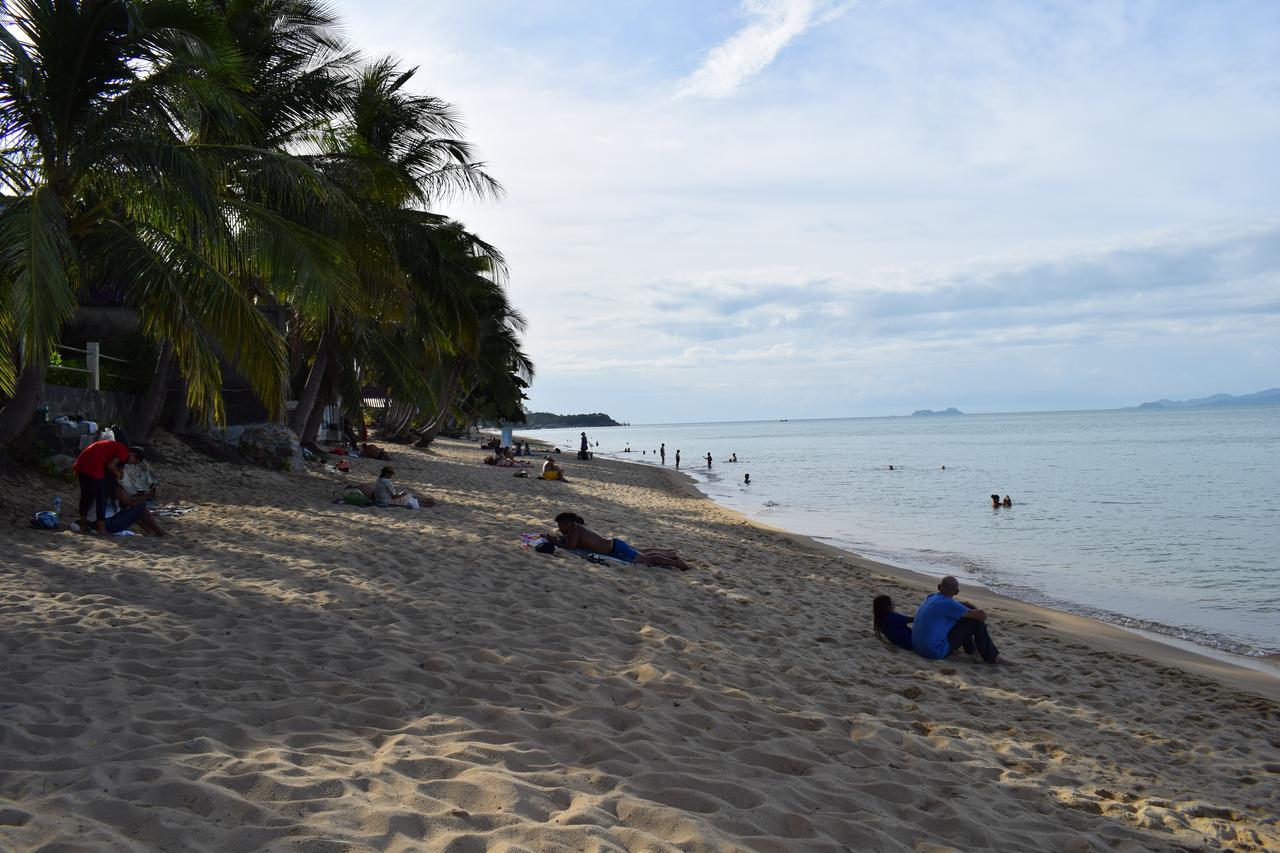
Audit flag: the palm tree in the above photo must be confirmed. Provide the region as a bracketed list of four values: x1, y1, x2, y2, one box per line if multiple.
[0, 0, 288, 444]
[130, 0, 359, 441]
[0, 1, 533, 451]
[286, 58, 503, 440]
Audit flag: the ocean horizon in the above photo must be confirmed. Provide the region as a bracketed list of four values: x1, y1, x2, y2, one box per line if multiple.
[517, 406, 1280, 662]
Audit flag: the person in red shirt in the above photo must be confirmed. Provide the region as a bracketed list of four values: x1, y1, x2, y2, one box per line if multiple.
[73, 440, 142, 534]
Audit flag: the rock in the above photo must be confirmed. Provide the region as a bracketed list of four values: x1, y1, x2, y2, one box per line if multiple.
[236, 423, 303, 471]
[49, 453, 75, 474]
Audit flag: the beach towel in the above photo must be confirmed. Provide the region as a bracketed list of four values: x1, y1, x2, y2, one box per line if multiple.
[520, 533, 548, 548]
[565, 548, 634, 566]
[150, 505, 196, 518]
[519, 534, 634, 566]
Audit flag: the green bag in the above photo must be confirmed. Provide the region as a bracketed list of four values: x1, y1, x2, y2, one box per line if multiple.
[342, 489, 372, 506]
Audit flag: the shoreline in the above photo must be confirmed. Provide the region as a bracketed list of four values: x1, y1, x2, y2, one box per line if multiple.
[4, 434, 1278, 850]
[657, 463, 1280, 701]
[553, 440, 1280, 695]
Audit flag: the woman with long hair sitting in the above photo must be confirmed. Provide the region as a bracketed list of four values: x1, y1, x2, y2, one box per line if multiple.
[873, 595, 914, 650]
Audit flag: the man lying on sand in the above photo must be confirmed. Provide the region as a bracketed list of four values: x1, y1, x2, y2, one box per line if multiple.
[546, 512, 691, 571]
[911, 575, 1008, 664]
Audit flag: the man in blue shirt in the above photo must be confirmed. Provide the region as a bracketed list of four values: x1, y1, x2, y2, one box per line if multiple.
[912, 576, 1003, 664]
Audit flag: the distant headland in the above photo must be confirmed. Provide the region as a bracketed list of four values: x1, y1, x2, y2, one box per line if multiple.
[911, 407, 964, 417]
[515, 412, 625, 428]
[1129, 388, 1280, 411]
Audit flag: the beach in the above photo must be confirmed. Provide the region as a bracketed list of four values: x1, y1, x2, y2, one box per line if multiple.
[1, 436, 1277, 851]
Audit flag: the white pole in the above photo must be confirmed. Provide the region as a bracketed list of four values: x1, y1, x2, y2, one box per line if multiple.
[87, 341, 100, 391]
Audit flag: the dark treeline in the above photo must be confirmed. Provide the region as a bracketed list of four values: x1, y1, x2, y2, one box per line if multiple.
[499, 412, 622, 429]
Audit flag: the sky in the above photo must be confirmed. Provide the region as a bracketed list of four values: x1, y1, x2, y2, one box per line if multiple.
[331, 0, 1280, 422]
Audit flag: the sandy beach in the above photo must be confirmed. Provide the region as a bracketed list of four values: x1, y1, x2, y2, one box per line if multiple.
[1, 435, 1277, 852]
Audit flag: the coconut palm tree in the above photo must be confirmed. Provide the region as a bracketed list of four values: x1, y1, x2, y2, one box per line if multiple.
[0, 0, 288, 444]
[286, 58, 503, 439]
[129, 0, 359, 441]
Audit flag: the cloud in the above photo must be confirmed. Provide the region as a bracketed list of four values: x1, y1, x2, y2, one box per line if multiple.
[328, 1, 1280, 419]
[629, 225, 1280, 349]
[674, 0, 826, 99]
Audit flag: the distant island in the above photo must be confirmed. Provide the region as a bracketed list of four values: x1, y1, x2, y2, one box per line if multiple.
[911, 407, 964, 417]
[515, 411, 624, 428]
[1131, 388, 1280, 411]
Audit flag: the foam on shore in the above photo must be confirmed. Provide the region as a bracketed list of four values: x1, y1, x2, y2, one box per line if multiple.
[1, 436, 1277, 851]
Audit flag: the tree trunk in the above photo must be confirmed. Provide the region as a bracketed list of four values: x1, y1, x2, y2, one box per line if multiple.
[130, 343, 175, 444]
[0, 356, 49, 447]
[413, 365, 465, 448]
[384, 399, 416, 439]
[289, 327, 331, 436]
[301, 387, 329, 447]
[168, 376, 192, 433]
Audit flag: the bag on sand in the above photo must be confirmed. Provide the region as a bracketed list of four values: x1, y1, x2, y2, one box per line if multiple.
[30, 511, 59, 529]
[342, 489, 371, 507]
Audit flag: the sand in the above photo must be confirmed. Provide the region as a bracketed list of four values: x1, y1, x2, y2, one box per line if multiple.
[1, 435, 1277, 852]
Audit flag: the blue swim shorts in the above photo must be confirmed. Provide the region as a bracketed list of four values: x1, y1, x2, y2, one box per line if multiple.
[609, 538, 639, 562]
[105, 503, 146, 534]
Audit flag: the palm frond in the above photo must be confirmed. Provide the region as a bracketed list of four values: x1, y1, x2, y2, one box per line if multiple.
[0, 186, 75, 359]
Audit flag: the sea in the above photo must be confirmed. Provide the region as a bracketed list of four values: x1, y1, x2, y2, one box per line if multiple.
[519, 407, 1280, 662]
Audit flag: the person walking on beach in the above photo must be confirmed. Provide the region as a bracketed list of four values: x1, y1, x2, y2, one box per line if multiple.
[660, 443, 666, 465]
[705, 452, 712, 470]
[545, 512, 691, 570]
[911, 576, 1005, 664]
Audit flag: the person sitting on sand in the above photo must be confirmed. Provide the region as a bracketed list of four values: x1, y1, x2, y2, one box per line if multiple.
[872, 595, 913, 650]
[545, 512, 691, 571]
[356, 466, 434, 508]
[540, 456, 567, 481]
[85, 477, 166, 536]
[120, 456, 158, 504]
[912, 576, 1004, 664]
